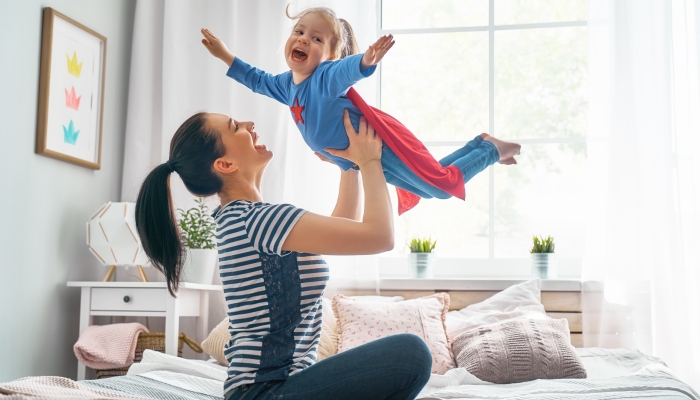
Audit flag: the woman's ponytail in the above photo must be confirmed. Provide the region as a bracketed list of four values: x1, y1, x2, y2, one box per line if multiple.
[339, 19, 359, 59]
[134, 112, 224, 297]
[135, 163, 183, 297]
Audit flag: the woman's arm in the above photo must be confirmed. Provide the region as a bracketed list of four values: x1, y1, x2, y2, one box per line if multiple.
[313, 152, 362, 221]
[331, 168, 361, 221]
[282, 111, 393, 255]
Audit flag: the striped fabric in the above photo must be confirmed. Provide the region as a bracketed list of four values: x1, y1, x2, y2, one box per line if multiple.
[212, 200, 329, 394]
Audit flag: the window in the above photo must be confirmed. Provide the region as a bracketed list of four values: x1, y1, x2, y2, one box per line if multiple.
[379, 0, 588, 276]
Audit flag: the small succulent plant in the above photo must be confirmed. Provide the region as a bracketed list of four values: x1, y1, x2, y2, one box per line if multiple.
[408, 237, 437, 253]
[530, 235, 555, 253]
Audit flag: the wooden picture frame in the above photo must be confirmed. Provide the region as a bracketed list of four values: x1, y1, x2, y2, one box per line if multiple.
[36, 7, 107, 170]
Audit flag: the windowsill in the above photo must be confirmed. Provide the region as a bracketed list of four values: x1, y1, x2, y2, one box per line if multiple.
[377, 255, 582, 280]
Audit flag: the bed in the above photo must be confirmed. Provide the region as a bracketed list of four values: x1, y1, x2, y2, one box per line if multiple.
[3, 281, 698, 399]
[75, 347, 699, 399]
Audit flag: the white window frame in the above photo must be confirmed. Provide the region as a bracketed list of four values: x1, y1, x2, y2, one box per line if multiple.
[376, 0, 588, 278]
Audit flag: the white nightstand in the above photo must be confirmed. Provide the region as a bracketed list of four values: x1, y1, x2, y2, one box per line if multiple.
[67, 281, 222, 380]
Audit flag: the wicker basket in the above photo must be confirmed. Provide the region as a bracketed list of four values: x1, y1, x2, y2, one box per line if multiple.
[95, 332, 203, 379]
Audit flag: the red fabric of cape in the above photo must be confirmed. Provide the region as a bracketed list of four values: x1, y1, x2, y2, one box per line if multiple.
[346, 88, 465, 215]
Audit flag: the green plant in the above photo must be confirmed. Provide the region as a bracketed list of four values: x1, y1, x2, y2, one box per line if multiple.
[177, 198, 216, 250]
[408, 237, 436, 253]
[530, 235, 555, 253]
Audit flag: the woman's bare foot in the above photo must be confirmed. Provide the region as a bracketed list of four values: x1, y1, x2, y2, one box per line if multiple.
[480, 133, 521, 164]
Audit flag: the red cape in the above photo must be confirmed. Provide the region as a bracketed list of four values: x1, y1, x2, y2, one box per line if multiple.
[346, 88, 465, 215]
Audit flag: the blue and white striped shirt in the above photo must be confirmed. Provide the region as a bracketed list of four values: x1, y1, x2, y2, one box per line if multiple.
[213, 200, 329, 394]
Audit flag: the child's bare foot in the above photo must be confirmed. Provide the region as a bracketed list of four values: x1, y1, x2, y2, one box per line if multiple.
[480, 133, 521, 164]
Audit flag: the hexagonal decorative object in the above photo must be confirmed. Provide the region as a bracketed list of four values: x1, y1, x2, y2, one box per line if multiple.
[87, 202, 150, 282]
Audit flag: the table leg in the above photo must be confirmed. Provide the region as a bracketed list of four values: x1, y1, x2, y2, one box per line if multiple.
[77, 287, 93, 380]
[196, 291, 210, 359]
[165, 292, 180, 356]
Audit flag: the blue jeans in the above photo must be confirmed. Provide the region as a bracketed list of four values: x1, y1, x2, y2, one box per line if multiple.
[382, 135, 499, 199]
[224, 334, 432, 400]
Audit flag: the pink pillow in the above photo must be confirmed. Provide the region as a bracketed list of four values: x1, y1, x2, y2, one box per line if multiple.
[332, 293, 455, 374]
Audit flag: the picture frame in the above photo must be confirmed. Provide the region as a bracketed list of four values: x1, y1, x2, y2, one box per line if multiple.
[36, 7, 107, 170]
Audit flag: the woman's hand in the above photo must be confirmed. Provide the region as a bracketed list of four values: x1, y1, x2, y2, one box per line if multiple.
[201, 28, 235, 66]
[361, 35, 395, 70]
[325, 110, 382, 169]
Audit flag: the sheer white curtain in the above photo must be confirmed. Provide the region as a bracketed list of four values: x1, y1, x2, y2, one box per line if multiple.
[120, 0, 381, 346]
[583, 0, 700, 389]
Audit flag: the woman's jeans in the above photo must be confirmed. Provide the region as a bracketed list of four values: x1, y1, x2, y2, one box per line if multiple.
[382, 135, 500, 199]
[224, 334, 432, 400]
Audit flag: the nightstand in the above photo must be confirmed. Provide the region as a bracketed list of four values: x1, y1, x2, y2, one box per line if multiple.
[67, 281, 222, 380]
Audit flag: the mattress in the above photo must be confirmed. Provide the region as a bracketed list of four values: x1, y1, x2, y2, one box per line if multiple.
[79, 348, 699, 400]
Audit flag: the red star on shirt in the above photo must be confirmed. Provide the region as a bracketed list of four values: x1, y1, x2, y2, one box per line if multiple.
[290, 97, 305, 125]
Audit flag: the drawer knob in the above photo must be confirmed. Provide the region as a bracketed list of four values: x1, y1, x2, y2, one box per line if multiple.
[123, 296, 131, 303]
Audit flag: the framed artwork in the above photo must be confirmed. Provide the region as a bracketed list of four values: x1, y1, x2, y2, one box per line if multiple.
[36, 8, 107, 169]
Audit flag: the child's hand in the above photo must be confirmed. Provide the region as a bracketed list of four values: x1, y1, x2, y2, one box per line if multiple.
[361, 35, 395, 70]
[201, 28, 235, 66]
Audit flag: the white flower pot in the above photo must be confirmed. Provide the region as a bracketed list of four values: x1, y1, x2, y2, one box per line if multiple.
[409, 253, 436, 278]
[182, 248, 218, 284]
[531, 253, 558, 279]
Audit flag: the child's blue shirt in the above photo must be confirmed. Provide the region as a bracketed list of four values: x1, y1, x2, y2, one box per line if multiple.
[226, 54, 376, 170]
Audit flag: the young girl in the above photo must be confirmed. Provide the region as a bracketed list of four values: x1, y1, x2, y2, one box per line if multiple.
[201, 6, 521, 214]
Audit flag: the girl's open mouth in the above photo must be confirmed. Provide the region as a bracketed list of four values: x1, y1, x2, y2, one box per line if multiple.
[292, 48, 308, 62]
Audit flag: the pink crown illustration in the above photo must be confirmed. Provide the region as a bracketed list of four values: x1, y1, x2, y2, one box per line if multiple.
[64, 86, 82, 111]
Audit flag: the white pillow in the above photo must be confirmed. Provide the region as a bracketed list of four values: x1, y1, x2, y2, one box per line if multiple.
[445, 279, 548, 340]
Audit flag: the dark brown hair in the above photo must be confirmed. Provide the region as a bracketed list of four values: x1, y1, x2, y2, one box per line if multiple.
[135, 112, 225, 296]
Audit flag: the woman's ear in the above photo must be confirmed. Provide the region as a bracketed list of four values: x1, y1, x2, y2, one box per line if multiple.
[213, 157, 238, 174]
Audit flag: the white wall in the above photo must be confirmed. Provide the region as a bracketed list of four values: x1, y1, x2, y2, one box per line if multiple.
[0, 0, 135, 381]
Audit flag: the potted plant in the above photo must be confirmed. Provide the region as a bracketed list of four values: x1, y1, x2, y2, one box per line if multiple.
[178, 198, 217, 284]
[530, 235, 557, 279]
[408, 237, 437, 278]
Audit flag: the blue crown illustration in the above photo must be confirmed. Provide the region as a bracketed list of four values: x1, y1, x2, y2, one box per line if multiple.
[63, 120, 80, 145]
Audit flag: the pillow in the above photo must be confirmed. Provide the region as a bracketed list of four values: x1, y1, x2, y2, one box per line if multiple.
[451, 318, 587, 384]
[318, 298, 338, 361]
[347, 295, 405, 302]
[203, 299, 344, 364]
[318, 295, 404, 361]
[201, 318, 229, 365]
[445, 279, 548, 339]
[332, 293, 455, 374]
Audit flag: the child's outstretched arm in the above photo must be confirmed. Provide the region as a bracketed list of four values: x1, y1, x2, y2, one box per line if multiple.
[201, 28, 235, 66]
[319, 35, 395, 99]
[360, 35, 395, 70]
[201, 28, 290, 105]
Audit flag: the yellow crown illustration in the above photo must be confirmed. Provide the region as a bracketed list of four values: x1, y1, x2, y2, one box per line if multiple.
[66, 52, 83, 78]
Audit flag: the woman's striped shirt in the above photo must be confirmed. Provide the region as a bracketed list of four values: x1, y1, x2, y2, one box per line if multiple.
[212, 200, 329, 394]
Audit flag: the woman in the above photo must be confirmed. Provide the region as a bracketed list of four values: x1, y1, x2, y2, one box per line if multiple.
[135, 110, 432, 400]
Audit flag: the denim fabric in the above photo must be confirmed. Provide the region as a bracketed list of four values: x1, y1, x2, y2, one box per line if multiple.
[224, 334, 432, 400]
[382, 135, 499, 199]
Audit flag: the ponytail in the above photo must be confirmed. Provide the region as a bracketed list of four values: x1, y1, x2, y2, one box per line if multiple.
[339, 19, 359, 59]
[135, 112, 225, 297]
[135, 164, 183, 296]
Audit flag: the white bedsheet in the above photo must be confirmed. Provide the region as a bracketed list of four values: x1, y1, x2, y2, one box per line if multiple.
[127, 350, 226, 397]
[417, 347, 687, 399]
[127, 348, 690, 400]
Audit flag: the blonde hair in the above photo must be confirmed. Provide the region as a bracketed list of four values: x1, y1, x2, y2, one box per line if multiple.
[285, 5, 359, 60]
